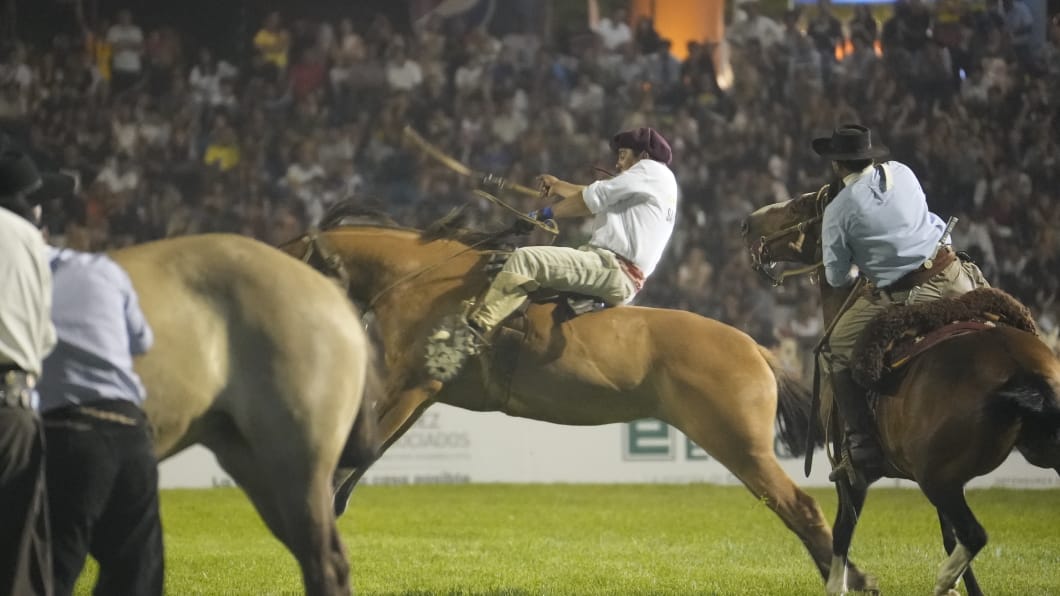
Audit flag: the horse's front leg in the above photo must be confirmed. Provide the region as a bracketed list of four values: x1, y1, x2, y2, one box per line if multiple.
[333, 382, 442, 515]
[826, 478, 875, 595]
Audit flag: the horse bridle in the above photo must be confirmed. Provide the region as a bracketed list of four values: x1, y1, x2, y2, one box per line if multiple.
[299, 229, 350, 288]
[748, 185, 830, 287]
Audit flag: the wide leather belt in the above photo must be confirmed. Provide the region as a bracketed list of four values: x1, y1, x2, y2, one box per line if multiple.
[883, 246, 957, 293]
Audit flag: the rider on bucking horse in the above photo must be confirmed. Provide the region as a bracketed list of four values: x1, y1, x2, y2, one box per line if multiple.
[813, 124, 990, 487]
[431, 127, 679, 354]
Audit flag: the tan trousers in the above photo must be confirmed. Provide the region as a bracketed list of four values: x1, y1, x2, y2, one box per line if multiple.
[821, 259, 990, 375]
[470, 245, 638, 331]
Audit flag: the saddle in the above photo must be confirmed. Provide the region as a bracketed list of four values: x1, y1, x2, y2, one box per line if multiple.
[850, 288, 1038, 390]
[423, 254, 617, 384]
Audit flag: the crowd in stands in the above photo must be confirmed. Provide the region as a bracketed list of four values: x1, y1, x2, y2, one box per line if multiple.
[1, 0, 1057, 376]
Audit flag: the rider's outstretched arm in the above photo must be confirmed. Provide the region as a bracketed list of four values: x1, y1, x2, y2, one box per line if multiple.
[548, 191, 592, 218]
[538, 175, 591, 218]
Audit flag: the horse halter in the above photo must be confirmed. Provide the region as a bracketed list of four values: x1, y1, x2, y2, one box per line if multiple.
[299, 229, 350, 288]
[747, 185, 830, 287]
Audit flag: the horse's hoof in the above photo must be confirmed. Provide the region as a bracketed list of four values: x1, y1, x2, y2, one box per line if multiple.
[848, 572, 880, 594]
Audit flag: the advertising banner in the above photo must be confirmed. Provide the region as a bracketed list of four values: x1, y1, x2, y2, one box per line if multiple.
[159, 404, 1060, 490]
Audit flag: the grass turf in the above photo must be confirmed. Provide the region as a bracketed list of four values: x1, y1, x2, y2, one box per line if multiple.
[74, 484, 1059, 595]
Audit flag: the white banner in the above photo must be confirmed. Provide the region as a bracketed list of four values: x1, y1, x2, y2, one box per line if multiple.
[159, 404, 1059, 490]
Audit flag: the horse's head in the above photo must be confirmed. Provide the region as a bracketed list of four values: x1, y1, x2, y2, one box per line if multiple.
[741, 185, 830, 286]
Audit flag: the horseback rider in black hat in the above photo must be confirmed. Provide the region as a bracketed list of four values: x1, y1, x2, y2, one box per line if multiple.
[813, 124, 989, 488]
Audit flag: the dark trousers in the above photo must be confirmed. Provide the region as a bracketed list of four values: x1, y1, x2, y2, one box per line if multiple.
[43, 400, 163, 596]
[0, 407, 52, 596]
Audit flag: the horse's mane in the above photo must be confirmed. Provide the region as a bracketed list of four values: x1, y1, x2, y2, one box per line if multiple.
[319, 200, 401, 230]
[319, 199, 511, 249]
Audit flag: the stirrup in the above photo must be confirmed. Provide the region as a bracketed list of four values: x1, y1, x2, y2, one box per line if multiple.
[828, 450, 869, 489]
[828, 440, 883, 489]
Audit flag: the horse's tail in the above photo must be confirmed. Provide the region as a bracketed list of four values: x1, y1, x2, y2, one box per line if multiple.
[759, 346, 822, 457]
[991, 370, 1060, 454]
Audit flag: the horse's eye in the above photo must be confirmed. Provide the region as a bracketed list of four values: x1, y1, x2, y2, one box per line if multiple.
[739, 220, 749, 236]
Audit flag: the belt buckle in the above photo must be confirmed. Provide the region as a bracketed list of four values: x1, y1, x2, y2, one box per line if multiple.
[922, 258, 934, 270]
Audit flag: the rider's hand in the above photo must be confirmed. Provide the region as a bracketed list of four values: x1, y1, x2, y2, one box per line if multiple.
[513, 207, 553, 235]
[537, 174, 560, 198]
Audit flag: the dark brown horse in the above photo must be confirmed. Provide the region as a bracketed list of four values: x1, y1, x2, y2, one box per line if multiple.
[744, 187, 1060, 596]
[279, 206, 878, 590]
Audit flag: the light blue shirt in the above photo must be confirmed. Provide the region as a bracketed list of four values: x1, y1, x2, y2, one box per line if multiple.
[822, 161, 946, 289]
[38, 248, 152, 412]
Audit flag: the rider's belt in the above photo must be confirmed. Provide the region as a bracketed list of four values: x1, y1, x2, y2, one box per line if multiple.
[0, 366, 36, 409]
[44, 399, 143, 427]
[611, 252, 645, 292]
[884, 246, 957, 293]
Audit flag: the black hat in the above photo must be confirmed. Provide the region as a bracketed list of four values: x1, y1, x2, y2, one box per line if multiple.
[811, 124, 888, 161]
[610, 127, 673, 165]
[0, 138, 75, 205]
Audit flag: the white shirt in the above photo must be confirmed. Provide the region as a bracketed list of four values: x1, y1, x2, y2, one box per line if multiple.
[385, 59, 423, 91]
[727, 15, 785, 49]
[107, 24, 144, 73]
[581, 159, 678, 279]
[97, 163, 140, 194]
[0, 207, 56, 375]
[593, 18, 633, 50]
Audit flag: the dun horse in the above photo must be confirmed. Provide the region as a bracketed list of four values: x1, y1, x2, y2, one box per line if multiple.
[744, 187, 1060, 596]
[280, 205, 877, 590]
[111, 234, 377, 596]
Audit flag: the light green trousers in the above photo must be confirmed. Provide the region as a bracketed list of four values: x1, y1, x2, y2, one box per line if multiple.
[470, 245, 638, 331]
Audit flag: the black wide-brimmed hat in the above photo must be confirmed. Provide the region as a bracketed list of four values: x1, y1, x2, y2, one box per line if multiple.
[811, 124, 888, 161]
[0, 139, 75, 205]
[610, 127, 673, 165]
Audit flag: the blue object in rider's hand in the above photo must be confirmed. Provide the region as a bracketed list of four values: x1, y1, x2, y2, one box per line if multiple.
[528, 206, 553, 221]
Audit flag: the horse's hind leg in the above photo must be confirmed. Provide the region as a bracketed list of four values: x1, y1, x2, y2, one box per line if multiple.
[685, 425, 870, 589]
[827, 479, 870, 596]
[923, 487, 987, 596]
[938, 510, 983, 596]
[206, 431, 350, 596]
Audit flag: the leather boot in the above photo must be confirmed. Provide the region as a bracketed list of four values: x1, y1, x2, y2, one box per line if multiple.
[828, 369, 885, 488]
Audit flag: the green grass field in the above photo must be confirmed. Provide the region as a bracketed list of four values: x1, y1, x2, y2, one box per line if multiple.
[73, 485, 1059, 595]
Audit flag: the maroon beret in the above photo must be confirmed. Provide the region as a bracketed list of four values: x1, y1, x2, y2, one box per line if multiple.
[610, 127, 673, 165]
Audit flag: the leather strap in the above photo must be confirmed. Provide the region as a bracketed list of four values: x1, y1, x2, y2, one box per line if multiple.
[882, 246, 956, 293]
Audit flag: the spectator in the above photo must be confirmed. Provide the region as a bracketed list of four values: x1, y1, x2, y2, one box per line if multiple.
[807, 0, 844, 85]
[384, 42, 423, 92]
[203, 125, 240, 173]
[727, 0, 784, 50]
[633, 16, 663, 55]
[849, 5, 880, 44]
[593, 6, 633, 51]
[106, 10, 144, 94]
[253, 11, 291, 79]
[188, 48, 237, 107]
